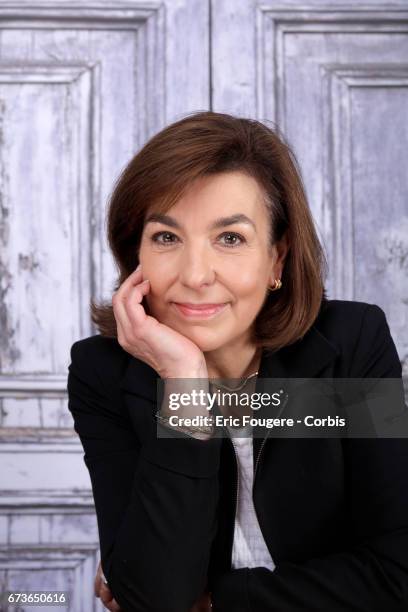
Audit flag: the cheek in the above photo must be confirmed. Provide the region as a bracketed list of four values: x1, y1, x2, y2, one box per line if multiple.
[139, 253, 177, 293]
[233, 272, 267, 298]
[228, 256, 269, 286]
[239, 276, 260, 292]
[138, 257, 166, 292]
[231, 279, 268, 320]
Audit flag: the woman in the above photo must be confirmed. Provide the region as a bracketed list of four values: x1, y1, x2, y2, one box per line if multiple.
[67, 111, 408, 612]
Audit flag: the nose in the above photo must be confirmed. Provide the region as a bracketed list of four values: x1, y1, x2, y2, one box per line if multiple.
[178, 243, 216, 290]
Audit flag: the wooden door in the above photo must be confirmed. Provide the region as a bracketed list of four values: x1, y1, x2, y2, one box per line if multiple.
[0, 1, 209, 608]
[212, 0, 408, 382]
[1, 0, 407, 608]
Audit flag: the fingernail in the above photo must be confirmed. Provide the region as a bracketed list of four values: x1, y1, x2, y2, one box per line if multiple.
[141, 279, 149, 285]
[101, 571, 108, 585]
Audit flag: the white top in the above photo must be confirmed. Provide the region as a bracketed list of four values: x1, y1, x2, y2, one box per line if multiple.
[227, 426, 276, 571]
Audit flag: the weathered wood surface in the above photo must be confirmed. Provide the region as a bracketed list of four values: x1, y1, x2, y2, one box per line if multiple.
[0, 0, 407, 607]
[0, 1, 209, 607]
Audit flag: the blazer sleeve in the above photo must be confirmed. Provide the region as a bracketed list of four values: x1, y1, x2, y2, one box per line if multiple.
[67, 339, 222, 612]
[211, 304, 408, 612]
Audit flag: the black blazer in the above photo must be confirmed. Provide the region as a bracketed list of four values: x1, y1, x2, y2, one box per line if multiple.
[67, 299, 408, 612]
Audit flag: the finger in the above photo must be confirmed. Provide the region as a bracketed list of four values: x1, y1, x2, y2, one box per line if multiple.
[99, 581, 114, 604]
[106, 599, 122, 612]
[113, 268, 145, 314]
[94, 563, 110, 599]
[95, 570, 109, 600]
[124, 280, 151, 328]
[115, 315, 129, 349]
[100, 592, 122, 612]
[94, 561, 102, 596]
[122, 278, 150, 318]
[112, 264, 144, 317]
[113, 263, 146, 314]
[113, 282, 150, 346]
[113, 280, 150, 339]
[94, 567, 111, 598]
[100, 584, 122, 611]
[112, 282, 149, 331]
[115, 265, 143, 299]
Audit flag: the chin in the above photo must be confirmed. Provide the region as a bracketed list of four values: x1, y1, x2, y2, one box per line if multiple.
[195, 339, 224, 353]
[179, 328, 227, 353]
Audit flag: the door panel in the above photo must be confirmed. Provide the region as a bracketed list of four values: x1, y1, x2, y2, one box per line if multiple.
[0, 2, 209, 608]
[212, 0, 408, 379]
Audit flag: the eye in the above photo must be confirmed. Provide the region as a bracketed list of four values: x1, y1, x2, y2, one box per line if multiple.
[218, 232, 246, 248]
[150, 231, 179, 246]
[149, 230, 246, 248]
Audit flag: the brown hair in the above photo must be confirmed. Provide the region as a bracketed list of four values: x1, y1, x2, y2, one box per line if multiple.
[91, 111, 328, 352]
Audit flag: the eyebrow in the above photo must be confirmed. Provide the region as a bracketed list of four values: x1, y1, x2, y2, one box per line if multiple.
[144, 212, 256, 231]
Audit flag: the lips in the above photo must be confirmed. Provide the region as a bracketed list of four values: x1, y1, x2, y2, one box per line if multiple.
[172, 302, 228, 318]
[176, 303, 224, 310]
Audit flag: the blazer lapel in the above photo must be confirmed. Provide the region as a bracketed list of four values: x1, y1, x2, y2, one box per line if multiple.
[258, 325, 340, 380]
[253, 324, 340, 463]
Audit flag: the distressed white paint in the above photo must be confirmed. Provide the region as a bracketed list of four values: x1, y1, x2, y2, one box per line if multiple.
[0, 1, 209, 608]
[1, 0, 407, 607]
[213, 0, 408, 375]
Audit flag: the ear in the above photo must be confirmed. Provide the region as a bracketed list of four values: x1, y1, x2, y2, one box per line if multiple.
[269, 232, 289, 283]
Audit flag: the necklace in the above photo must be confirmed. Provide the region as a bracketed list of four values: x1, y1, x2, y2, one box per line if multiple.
[209, 370, 258, 392]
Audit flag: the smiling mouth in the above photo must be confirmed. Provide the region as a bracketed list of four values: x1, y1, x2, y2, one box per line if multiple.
[172, 302, 228, 318]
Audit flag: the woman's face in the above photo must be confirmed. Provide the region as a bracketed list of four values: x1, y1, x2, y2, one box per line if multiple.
[138, 170, 287, 352]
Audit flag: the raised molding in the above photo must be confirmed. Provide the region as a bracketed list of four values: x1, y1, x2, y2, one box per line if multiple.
[0, 438, 81, 450]
[0, 544, 98, 568]
[0, 374, 69, 395]
[257, 5, 408, 124]
[0, 61, 96, 367]
[0, 2, 162, 27]
[0, 545, 100, 609]
[0, 0, 165, 345]
[0, 489, 94, 510]
[320, 64, 408, 298]
[254, 4, 408, 374]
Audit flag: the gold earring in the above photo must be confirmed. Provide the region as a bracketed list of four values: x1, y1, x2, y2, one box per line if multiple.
[269, 279, 282, 291]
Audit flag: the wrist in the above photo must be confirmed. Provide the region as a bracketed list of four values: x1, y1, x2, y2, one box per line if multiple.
[156, 412, 215, 441]
[162, 363, 208, 379]
[159, 375, 211, 423]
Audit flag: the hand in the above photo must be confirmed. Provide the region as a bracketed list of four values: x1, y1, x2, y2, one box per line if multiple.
[94, 560, 121, 611]
[112, 265, 208, 379]
[189, 590, 212, 612]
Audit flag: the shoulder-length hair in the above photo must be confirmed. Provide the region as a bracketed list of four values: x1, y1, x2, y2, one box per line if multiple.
[91, 111, 328, 352]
